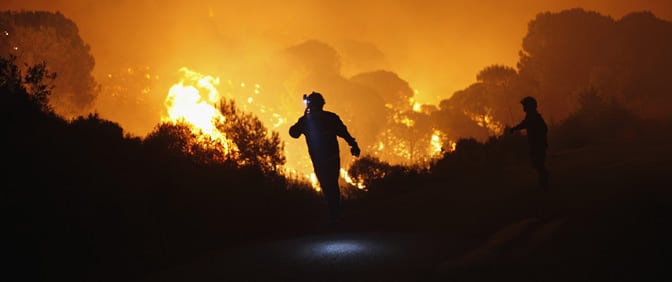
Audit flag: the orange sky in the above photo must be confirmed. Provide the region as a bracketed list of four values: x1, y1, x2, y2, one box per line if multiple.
[2, 0, 671, 119]
[3, 0, 671, 177]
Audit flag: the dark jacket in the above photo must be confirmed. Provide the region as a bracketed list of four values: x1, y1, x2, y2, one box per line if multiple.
[289, 110, 357, 162]
[512, 111, 548, 151]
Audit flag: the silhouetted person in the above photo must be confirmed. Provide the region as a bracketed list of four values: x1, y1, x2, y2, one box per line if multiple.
[510, 96, 549, 188]
[290, 91, 361, 224]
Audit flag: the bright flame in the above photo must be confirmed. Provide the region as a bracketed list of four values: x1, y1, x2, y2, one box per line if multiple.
[160, 66, 450, 192]
[467, 108, 504, 135]
[410, 96, 422, 112]
[162, 67, 368, 192]
[162, 67, 232, 153]
[400, 116, 415, 127]
[340, 168, 366, 189]
[448, 140, 457, 152]
[430, 129, 442, 156]
[308, 173, 320, 191]
[164, 68, 224, 136]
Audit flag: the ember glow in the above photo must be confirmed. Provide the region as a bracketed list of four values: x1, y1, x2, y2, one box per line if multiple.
[430, 130, 443, 156]
[469, 110, 505, 136]
[4, 0, 668, 189]
[162, 67, 233, 154]
[162, 67, 368, 190]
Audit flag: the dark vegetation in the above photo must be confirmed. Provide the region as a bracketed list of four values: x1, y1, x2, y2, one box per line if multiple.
[5, 7, 672, 282]
[0, 10, 98, 118]
[3, 55, 323, 281]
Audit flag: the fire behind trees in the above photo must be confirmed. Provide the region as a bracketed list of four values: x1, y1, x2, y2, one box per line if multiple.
[0, 10, 98, 118]
[4, 7, 672, 281]
[3, 8, 672, 169]
[2, 54, 320, 281]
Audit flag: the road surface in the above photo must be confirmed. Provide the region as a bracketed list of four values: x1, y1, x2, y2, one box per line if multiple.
[137, 231, 471, 282]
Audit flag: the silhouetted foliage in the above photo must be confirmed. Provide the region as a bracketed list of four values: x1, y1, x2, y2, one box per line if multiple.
[349, 155, 396, 185]
[5, 7, 672, 282]
[3, 54, 327, 281]
[476, 64, 517, 86]
[430, 131, 529, 178]
[350, 70, 414, 111]
[24, 60, 57, 113]
[431, 8, 672, 148]
[518, 8, 672, 120]
[433, 98, 490, 142]
[284, 39, 342, 74]
[349, 155, 425, 196]
[0, 10, 99, 117]
[70, 113, 124, 140]
[144, 122, 197, 160]
[1, 54, 55, 109]
[380, 109, 435, 164]
[550, 87, 640, 150]
[217, 99, 286, 173]
[1, 55, 61, 138]
[433, 63, 535, 140]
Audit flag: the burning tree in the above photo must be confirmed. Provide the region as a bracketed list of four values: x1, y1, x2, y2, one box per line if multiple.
[160, 67, 285, 174]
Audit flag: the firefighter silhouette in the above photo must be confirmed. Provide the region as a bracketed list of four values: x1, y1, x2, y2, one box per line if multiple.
[510, 96, 549, 188]
[290, 91, 360, 223]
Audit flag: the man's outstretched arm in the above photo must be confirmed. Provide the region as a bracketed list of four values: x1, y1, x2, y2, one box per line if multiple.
[510, 117, 528, 133]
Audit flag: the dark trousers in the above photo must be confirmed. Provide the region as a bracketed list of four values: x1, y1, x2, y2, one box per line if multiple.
[530, 146, 548, 187]
[312, 156, 341, 220]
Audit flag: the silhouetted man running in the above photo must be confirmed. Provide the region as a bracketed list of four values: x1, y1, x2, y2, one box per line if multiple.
[289, 91, 360, 224]
[510, 96, 549, 188]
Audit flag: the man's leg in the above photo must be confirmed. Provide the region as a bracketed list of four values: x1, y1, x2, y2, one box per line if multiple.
[315, 158, 342, 222]
[531, 151, 548, 188]
[322, 180, 341, 221]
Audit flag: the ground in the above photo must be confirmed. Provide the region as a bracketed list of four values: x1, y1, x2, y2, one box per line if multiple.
[134, 140, 672, 282]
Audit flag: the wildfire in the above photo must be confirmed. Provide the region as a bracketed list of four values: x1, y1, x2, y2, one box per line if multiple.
[160, 66, 455, 191]
[162, 68, 231, 148]
[162, 67, 367, 192]
[309, 173, 320, 191]
[340, 168, 366, 189]
[410, 96, 422, 112]
[468, 108, 504, 135]
[430, 130, 443, 156]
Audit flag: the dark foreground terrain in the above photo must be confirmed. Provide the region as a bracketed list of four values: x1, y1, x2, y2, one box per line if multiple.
[134, 140, 672, 282]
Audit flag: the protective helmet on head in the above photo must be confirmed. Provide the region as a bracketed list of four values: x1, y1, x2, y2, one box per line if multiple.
[520, 96, 538, 108]
[305, 91, 325, 108]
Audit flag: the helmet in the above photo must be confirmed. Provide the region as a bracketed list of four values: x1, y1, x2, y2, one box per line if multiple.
[305, 91, 325, 108]
[520, 96, 537, 108]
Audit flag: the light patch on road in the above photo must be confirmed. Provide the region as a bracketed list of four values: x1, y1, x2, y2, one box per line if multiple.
[314, 241, 367, 256]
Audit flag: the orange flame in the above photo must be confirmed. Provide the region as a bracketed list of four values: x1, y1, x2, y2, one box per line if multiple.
[162, 67, 370, 192]
[162, 67, 234, 153]
[340, 168, 366, 189]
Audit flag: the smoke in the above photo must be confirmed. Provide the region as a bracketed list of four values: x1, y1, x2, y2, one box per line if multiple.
[2, 0, 671, 137]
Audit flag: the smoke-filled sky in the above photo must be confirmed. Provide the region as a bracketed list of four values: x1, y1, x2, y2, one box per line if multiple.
[3, 0, 670, 100]
[3, 0, 671, 179]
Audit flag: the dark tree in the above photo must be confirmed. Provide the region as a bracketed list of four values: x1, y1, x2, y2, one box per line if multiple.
[431, 99, 490, 142]
[0, 10, 99, 118]
[143, 121, 203, 163]
[218, 99, 286, 173]
[517, 8, 672, 120]
[350, 70, 415, 111]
